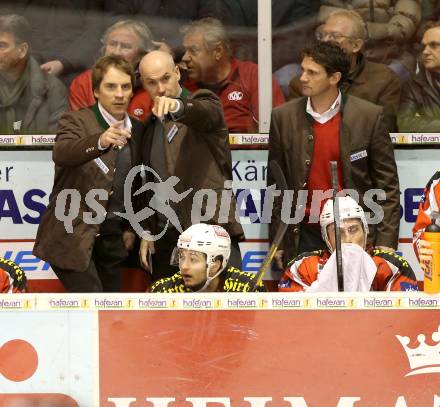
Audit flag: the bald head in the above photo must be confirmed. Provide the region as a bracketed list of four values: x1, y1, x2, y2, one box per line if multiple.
[320, 11, 366, 60]
[140, 50, 175, 73]
[327, 11, 367, 40]
[139, 50, 181, 99]
[139, 51, 182, 99]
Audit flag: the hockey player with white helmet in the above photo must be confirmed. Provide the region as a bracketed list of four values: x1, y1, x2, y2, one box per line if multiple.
[320, 196, 369, 253]
[151, 223, 265, 293]
[279, 196, 418, 292]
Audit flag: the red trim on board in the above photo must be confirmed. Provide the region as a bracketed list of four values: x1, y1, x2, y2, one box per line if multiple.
[0, 239, 36, 243]
[230, 144, 268, 150]
[27, 279, 66, 293]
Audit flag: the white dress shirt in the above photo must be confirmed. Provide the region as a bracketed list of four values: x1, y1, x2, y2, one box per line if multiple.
[306, 91, 342, 124]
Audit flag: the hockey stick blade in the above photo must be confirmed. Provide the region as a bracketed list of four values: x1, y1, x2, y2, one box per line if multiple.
[249, 160, 289, 292]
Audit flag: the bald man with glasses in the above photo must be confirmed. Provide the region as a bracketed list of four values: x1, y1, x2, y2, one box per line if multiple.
[289, 10, 401, 132]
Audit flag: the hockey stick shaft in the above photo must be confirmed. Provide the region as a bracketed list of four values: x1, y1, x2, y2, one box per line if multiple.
[250, 160, 288, 291]
[330, 161, 344, 291]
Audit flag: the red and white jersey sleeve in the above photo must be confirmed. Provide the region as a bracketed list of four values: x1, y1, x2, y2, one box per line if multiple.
[0, 258, 27, 293]
[370, 249, 418, 291]
[278, 250, 329, 292]
[277, 249, 418, 292]
[413, 170, 440, 259]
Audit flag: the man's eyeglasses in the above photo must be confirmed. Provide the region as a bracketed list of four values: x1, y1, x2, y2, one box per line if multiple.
[316, 31, 356, 42]
[105, 40, 135, 51]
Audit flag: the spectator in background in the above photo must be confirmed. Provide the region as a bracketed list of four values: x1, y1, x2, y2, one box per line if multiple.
[319, 0, 423, 81]
[103, 0, 204, 60]
[180, 17, 286, 133]
[2, 1, 104, 85]
[398, 21, 440, 132]
[198, 1, 321, 97]
[33, 55, 145, 293]
[0, 14, 67, 135]
[138, 50, 244, 281]
[69, 20, 155, 121]
[289, 10, 401, 132]
[0, 257, 27, 293]
[268, 41, 400, 267]
[278, 196, 418, 292]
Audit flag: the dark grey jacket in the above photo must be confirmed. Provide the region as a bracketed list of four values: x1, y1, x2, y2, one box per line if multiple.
[0, 57, 68, 135]
[398, 66, 440, 132]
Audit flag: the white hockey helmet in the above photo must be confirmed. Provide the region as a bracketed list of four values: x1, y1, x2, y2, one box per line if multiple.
[177, 223, 231, 275]
[320, 196, 369, 251]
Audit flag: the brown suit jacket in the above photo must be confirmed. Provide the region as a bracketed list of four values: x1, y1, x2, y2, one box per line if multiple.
[268, 94, 400, 263]
[288, 55, 401, 132]
[33, 107, 144, 271]
[141, 89, 244, 239]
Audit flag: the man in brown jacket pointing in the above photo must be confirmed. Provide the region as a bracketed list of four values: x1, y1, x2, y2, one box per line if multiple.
[34, 55, 144, 292]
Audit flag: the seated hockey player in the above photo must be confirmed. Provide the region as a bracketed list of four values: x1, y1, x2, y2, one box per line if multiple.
[0, 257, 27, 293]
[278, 196, 418, 292]
[413, 170, 440, 273]
[150, 223, 265, 293]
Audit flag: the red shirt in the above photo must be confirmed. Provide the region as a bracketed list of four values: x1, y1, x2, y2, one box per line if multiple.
[185, 58, 285, 133]
[69, 69, 153, 121]
[306, 112, 343, 220]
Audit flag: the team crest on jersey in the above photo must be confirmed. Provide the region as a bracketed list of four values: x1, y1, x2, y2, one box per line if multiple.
[228, 91, 243, 101]
[278, 278, 292, 288]
[133, 108, 144, 117]
[400, 282, 419, 291]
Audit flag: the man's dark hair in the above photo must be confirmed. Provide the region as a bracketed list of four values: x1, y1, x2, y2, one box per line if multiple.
[302, 41, 351, 85]
[422, 20, 440, 36]
[0, 14, 31, 45]
[92, 55, 135, 92]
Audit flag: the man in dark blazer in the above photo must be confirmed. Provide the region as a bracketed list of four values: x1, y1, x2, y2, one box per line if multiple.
[138, 50, 244, 281]
[398, 21, 440, 132]
[33, 55, 145, 292]
[268, 41, 400, 268]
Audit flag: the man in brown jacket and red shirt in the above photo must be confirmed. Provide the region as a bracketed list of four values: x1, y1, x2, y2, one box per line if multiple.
[33, 55, 145, 292]
[268, 41, 400, 269]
